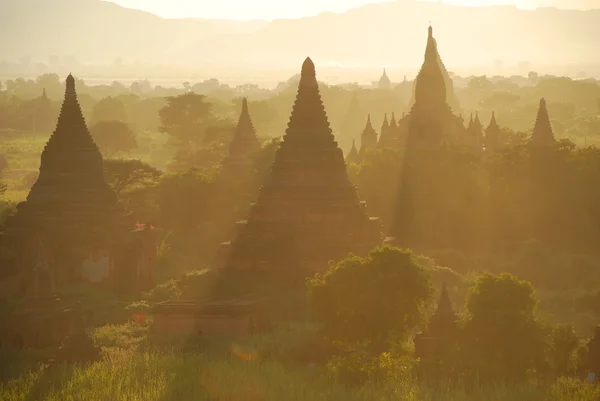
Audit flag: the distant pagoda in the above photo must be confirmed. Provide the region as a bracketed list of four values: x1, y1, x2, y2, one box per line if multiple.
[217, 58, 381, 275]
[359, 114, 378, 156]
[531, 98, 556, 146]
[347, 139, 360, 164]
[406, 26, 465, 149]
[378, 68, 391, 90]
[484, 112, 502, 152]
[3, 74, 128, 277]
[220, 98, 261, 179]
[408, 27, 460, 112]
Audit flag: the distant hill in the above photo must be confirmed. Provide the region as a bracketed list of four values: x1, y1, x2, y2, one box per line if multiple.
[2, 0, 600, 70]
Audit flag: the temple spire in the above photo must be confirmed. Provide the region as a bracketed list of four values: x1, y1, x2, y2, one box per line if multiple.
[360, 114, 378, 154]
[531, 97, 555, 145]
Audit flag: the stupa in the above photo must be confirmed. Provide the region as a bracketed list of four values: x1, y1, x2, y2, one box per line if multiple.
[217, 58, 381, 274]
[220, 98, 261, 180]
[2, 74, 129, 281]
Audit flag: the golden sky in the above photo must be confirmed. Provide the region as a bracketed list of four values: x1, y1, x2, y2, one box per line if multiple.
[107, 0, 594, 19]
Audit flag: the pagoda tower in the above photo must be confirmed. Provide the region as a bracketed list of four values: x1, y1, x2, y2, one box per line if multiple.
[390, 26, 467, 246]
[3, 74, 128, 278]
[347, 139, 360, 164]
[484, 112, 502, 152]
[378, 68, 391, 90]
[220, 98, 261, 180]
[408, 28, 460, 112]
[467, 112, 484, 150]
[415, 283, 458, 369]
[359, 114, 378, 156]
[217, 58, 381, 275]
[378, 114, 389, 148]
[531, 98, 556, 146]
[405, 26, 465, 149]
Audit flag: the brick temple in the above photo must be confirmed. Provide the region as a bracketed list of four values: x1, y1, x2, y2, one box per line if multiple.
[1, 75, 154, 292]
[220, 98, 261, 180]
[217, 57, 382, 274]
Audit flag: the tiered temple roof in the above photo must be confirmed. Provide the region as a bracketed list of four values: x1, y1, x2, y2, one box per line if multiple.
[378, 68, 391, 89]
[405, 26, 466, 149]
[218, 58, 381, 274]
[3, 74, 128, 268]
[485, 111, 502, 152]
[359, 114, 378, 155]
[347, 139, 360, 164]
[220, 98, 261, 179]
[531, 98, 556, 146]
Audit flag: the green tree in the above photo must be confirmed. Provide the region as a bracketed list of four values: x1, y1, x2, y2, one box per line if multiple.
[90, 120, 137, 157]
[308, 245, 433, 353]
[550, 323, 579, 377]
[156, 169, 215, 231]
[91, 96, 128, 124]
[461, 272, 545, 383]
[158, 93, 214, 144]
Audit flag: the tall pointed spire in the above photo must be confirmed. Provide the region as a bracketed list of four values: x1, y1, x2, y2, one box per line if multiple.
[221, 98, 261, 178]
[3, 74, 127, 272]
[378, 68, 391, 89]
[360, 114, 378, 154]
[485, 111, 502, 152]
[348, 138, 359, 163]
[413, 25, 447, 108]
[218, 57, 381, 276]
[531, 98, 555, 145]
[429, 282, 457, 333]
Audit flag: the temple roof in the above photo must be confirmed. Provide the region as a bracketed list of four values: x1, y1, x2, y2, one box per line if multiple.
[413, 26, 448, 108]
[5, 74, 126, 244]
[531, 98, 556, 145]
[226, 98, 260, 158]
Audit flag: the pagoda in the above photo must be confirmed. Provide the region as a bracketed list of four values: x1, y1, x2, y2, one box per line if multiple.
[220, 98, 261, 180]
[217, 58, 381, 275]
[3, 74, 129, 281]
[378, 68, 391, 90]
[467, 112, 483, 150]
[414, 283, 458, 377]
[408, 27, 461, 112]
[531, 98, 556, 146]
[405, 26, 465, 149]
[347, 139, 360, 164]
[484, 112, 502, 152]
[359, 114, 378, 156]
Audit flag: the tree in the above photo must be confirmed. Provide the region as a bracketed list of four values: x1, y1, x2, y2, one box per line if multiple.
[104, 159, 163, 222]
[91, 96, 128, 124]
[158, 92, 215, 144]
[308, 245, 433, 353]
[156, 169, 215, 231]
[90, 120, 137, 157]
[550, 323, 579, 377]
[461, 272, 545, 383]
[103, 159, 162, 195]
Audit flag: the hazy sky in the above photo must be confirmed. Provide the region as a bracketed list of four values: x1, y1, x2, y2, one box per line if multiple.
[107, 0, 597, 20]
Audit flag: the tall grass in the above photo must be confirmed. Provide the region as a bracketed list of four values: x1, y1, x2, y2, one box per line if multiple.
[1, 350, 598, 401]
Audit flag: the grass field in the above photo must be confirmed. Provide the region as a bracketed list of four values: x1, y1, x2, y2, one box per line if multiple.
[0, 130, 170, 203]
[1, 322, 599, 401]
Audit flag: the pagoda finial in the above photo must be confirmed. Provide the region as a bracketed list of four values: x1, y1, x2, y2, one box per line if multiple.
[66, 74, 76, 95]
[300, 57, 317, 85]
[490, 111, 497, 125]
[241, 97, 249, 115]
[428, 24, 433, 39]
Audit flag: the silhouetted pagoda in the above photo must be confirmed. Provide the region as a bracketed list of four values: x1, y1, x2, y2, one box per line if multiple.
[467, 112, 483, 150]
[484, 112, 502, 152]
[359, 115, 378, 156]
[378, 68, 391, 89]
[414, 283, 458, 375]
[217, 58, 381, 275]
[3, 74, 128, 280]
[378, 114, 389, 148]
[347, 139, 360, 164]
[405, 26, 465, 149]
[531, 98, 556, 146]
[220, 98, 261, 179]
[408, 28, 460, 112]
